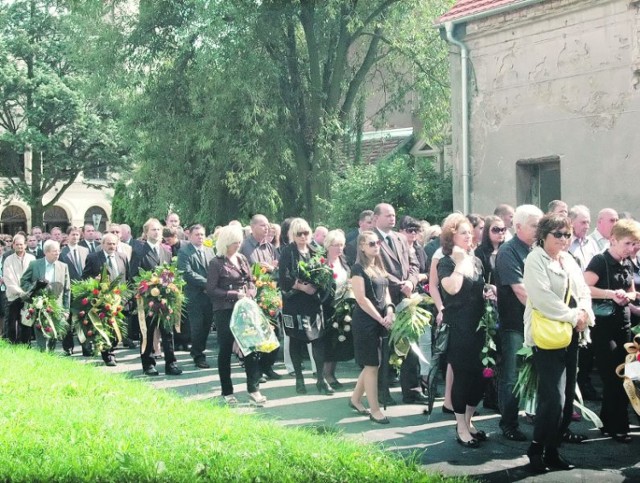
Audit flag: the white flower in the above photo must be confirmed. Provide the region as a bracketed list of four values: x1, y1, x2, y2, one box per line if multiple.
[34, 297, 43, 310]
[338, 335, 347, 342]
[332, 322, 339, 329]
[343, 324, 351, 332]
[344, 315, 352, 323]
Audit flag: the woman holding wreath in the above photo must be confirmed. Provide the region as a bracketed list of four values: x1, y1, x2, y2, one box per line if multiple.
[279, 218, 333, 395]
[207, 225, 264, 406]
[523, 214, 593, 472]
[584, 219, 640, 443]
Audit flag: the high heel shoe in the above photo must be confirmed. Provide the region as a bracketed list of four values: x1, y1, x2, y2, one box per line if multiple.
[369, 413, 390, 425]
[295, 379, 307, 394]
[348, 400, 371, 415]
[455, 426, 479, 448]
[316, 382, 335, 396]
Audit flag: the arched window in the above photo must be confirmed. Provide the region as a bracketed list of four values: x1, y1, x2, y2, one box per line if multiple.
[44, 206, 70, 233]
[0, 206, 27, 235]
[84, 206, 109, 233]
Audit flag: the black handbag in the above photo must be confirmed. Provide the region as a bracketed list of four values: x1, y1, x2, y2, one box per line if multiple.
[592, 257, 616, 317]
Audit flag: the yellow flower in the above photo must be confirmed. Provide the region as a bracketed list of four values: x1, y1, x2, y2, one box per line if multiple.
[203, 239, 213, 248]
[150, 287, 161, 297]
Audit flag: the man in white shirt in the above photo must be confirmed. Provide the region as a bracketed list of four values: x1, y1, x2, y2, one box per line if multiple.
[3, 235, 36, 344]
[589, 208, 618, 252]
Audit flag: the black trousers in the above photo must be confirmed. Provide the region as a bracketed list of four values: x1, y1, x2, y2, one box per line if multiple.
[290, 335, 324, 383]
[215, 309, 260, 396]
[62, 313, 75, 352]
[592, 326, 630, 434]
[400, 351, 420, 398]
[7, 299, 30, 344]
[140, 317, 176, 369]
[451, 365, 486, 414]
[532, 334, 579, 448]
[188, 295, 213, 363]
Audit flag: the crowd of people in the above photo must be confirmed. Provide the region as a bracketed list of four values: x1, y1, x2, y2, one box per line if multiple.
[0, 202, 639, 473]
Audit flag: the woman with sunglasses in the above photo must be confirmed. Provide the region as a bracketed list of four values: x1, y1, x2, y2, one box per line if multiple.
[279, 218, 333, 395]
[522, 214, 593, 472]
[476, 215, 506, 285]
[349, 231, 394, 424]
[439, 213, 495, 447]
[584, 219, 640, 444]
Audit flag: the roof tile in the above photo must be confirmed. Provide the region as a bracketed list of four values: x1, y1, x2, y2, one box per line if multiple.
[437, 0, 526, 24]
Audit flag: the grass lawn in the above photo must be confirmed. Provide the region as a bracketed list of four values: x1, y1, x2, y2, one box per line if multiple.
[0, 342, 467, 482]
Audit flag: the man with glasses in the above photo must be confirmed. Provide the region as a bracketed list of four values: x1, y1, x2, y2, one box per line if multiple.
[495, 204, 543, 442]
[589, 208, 619, 252]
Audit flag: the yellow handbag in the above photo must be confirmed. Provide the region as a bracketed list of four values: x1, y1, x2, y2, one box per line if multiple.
[531, 284, 573, 350]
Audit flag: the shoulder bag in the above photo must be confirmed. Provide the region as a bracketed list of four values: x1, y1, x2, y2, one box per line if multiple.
[531, 282, 573, 350]
[592, 256, 615, 317]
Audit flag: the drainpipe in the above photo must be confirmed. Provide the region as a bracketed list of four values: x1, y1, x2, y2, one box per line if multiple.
[444, 22, 470, 215]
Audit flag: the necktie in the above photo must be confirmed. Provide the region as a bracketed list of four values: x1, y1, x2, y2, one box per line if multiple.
[386, 235, 396, 255]
[196, 249, 205, 267]
[89, 241, 95, 253]
[152, 246, 158, 259]
[73, 249, 81, 274]
[108, 255, 118, 277]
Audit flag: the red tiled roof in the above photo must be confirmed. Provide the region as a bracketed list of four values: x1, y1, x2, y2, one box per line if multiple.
[437, 0, 530, 24]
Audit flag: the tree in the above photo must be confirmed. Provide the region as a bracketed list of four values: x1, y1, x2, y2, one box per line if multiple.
[0, 0, 130, 226]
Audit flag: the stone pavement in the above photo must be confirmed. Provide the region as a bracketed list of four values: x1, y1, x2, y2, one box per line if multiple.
[72, 335, 640, 483]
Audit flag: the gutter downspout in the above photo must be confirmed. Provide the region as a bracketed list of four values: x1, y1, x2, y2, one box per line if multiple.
[444, 22, 470, 215]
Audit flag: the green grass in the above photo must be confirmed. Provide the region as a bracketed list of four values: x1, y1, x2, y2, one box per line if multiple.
[0, 342, 465, 482]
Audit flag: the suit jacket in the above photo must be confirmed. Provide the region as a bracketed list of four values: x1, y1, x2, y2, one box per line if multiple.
[4, 253, 36, 302]
[60, 245, 90, 281]
[117, 242, 133, 261]
[177, 243, 214, 300]
[375, 230, 419, 303]
[79, 240, 99, 254]
[130, 242, 172, 281]
[83, 250, 129, 282]
[20, 258, 71, 310]
[25, 247, 44, 259]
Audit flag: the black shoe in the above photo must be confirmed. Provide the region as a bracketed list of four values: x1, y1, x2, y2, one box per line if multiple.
[403, 392, 429, 405]
[370, 413, 390, 425]
[544, 450, 575, 471]
[144, 366, 159, 376]
[455, 430, 479, 448]
[470, 430, 488, 442]
[327, 379, 343, 389]
[105, 356, 117, 367]
[194, 360, 210, 369]
[165, 363, 183, 376]
[389, 375, 400, 387]
[259, 376, 267, 384]
[442, 405, 455, 414]
[63, 348, 73, 356]
[316, 382, 335, 396]
[503, 428, 528, 441]
[264, 369, 283, 380]
[348, 400, 371, 415]
[296, 379, 307, 394]
[123, 338, 138, 349]
[528, 454, 549, 474]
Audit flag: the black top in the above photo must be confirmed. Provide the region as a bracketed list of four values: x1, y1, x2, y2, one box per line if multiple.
[495, 236, 530, 332]
[586, 251, 633, 331]
[476, 243, 500, 285]
[351, 263, 388, 313]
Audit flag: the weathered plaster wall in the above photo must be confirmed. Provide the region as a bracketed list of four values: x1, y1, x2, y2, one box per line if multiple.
[447, 0, 640, 214]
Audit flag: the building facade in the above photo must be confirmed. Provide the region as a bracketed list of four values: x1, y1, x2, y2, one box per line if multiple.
[439, 0, 640, 214]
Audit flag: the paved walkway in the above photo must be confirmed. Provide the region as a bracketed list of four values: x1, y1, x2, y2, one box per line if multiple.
[73, 336, 640, 482]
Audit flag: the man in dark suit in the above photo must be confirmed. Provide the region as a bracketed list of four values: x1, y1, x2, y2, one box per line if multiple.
[59, 226, 89, 355]
[130, 218, 182, 376]
[83, 233, 129, 366]
[20, 240, 71, 352]
[79, 223, 99, 253]
[345, 209, 374, 266]
[26, 235, 44, 259]
[373, 203, 424, 406]
[178, 224, 214, 369]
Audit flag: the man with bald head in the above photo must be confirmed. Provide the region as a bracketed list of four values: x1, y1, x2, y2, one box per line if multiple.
[3, 234, 36, 344]
[589, 208, 618, 251]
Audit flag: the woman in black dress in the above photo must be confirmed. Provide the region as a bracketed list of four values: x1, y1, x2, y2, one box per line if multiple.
[349, 231, 394, 424]
[475, 215, 506, 285]
[585, 219, 640, 443]
[279, 218, 332, 395]
[439, 213, 494, 447]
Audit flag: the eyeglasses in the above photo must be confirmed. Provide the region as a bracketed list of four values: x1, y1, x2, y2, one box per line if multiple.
[550, 231, 571, 240]
[367, 240, 382, 247]
[296, 231, 310, 237]
[491, 226, 507, 234]
[405, 228, 420, 234]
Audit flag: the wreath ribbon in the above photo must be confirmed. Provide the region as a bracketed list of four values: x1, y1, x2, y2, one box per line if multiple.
[615, 334, 640, 416]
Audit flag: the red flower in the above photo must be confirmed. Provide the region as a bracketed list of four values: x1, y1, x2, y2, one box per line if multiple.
[104, 304, 111, 311]
[87, 330, 94, 337]
[25, 315, 31, 320]
[99, 312, 106, 319]
[35, 324, 42, 330]
[113, 288, 121, 295]
[44, 326, 52, 333]
[332, 273, 338, 279]
[79, 311, 86, 317]
[28, 308, 35, 315]
[92, 289, 100, 296]
[46, 307, 53, 313]
[637, 353, 640, 362]
[319, 257, 326, 264]
[81, 298, 89, 306]
[82, 319, 89, 326]
[482, 367, 495, 378]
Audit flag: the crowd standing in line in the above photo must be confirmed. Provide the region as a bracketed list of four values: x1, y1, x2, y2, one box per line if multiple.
[0, 202, 639, 474]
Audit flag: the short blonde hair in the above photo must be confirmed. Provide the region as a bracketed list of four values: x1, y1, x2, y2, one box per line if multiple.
[611, 219, 640, 242]
[324, 229, 346, 250]
[143, 218, 162, 235]
[216, 225, 244, 254]
[288, 218, 311, 243]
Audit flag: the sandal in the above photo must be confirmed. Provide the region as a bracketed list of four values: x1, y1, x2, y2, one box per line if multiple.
[223, 395, 239, 405]
[249, 392, 267, 406]
[562, 430, 587, 444]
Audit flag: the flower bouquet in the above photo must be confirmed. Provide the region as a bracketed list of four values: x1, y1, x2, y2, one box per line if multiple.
[251, 263, 282, 324]
[21, 285, 67, 341]
[477, 300, 498, 378]
[230, 297, 280, 355]
[297, 253, 335, 297]
[388, 293, 432, 368]
[71, 266, 132, 355]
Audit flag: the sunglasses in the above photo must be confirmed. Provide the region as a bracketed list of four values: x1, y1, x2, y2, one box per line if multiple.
[550, 231, 571, 239]
[367, 240, 382, 248]
[491, 226, 507, 234]
[405, 228, 420, 234]
[296, 231, 310, 237]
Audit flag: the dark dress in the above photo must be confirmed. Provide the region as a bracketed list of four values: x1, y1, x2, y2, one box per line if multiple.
[586, 251, 633, 435]
[350, 263, 388, 367]
[323, 256, 354, 362]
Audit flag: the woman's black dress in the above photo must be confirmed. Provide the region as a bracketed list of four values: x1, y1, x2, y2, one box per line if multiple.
[351, 263, 387, 367]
